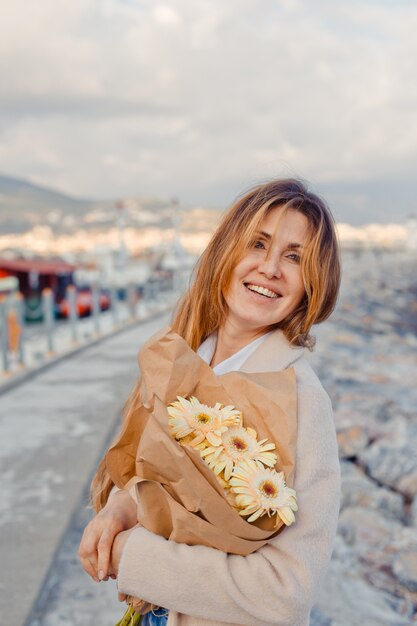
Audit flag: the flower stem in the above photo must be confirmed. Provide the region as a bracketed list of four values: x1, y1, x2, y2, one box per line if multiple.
[114, 605, 141, 626]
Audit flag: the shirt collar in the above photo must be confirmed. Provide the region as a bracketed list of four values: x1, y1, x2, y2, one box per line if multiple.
[198, 328, 304, 374]
[239, 329, 305, 373]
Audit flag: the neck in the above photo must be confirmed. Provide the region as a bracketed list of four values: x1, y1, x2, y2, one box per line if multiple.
[210, 318, 270, 368]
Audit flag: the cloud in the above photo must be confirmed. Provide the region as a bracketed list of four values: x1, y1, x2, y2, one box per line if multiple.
[0, 0, 416, 220]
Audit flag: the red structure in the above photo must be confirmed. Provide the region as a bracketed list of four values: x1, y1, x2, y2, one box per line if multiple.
[0, 257, 76, 321]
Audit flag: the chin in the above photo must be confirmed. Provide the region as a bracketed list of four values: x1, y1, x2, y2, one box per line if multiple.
[238, 315, 278, 332]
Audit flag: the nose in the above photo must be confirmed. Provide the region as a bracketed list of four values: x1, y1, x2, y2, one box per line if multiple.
[258, 253, 282, 279]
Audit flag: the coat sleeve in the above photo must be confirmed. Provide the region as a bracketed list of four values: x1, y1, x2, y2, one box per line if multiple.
[117, 384, 341, 626]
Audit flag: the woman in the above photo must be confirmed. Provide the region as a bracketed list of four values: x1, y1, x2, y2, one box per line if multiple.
[79, 178, 341, 626]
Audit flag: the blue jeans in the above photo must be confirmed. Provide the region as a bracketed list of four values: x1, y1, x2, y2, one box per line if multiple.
[140, 607, 169, 626]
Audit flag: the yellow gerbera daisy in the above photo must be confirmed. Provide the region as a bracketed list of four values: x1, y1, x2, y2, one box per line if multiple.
[200, 426, 277, 480]
[229, 461, 298, 527]
[215, 474, 239, 509]
[177, 433, 206, 450]
[168, 395, 241, 448]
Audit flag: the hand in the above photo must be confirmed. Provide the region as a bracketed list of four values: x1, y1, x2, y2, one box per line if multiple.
[110, 527, 136, 575]
[78, 489, 138, 582]
[110, 527, 137, 602]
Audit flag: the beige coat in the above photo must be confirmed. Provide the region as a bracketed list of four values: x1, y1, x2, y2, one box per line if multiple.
[117, 329, 341, 626]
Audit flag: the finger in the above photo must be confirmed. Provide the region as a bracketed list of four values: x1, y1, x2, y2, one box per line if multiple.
[78, 524, 101, 562]
[80, 557, 100, 583]
[89, 559, 101, 581]
[90, 552, 100, 580]
[118, 593, 127, 602]
[80, 544, 99, 580]
[79, 525, 104, 578]
[81, 539, 99, 573]
[97, 529, 114, 580]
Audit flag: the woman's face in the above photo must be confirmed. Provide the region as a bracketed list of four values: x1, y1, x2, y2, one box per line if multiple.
[223, 208, 308, 334]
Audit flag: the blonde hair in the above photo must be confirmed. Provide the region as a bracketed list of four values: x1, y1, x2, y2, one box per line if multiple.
[172, 178, 340, 351]
[90, 178, 340, 510]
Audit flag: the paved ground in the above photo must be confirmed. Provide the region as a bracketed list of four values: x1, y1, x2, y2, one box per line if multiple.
[0, 313, 170, 626]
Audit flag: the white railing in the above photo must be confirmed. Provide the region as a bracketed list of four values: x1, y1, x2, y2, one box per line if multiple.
[0, 275, 187, 383]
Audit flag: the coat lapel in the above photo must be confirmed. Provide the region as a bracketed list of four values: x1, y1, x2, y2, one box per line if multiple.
[239, 329, 305, 373]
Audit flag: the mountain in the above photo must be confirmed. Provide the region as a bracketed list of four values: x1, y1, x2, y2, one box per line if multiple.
[0, 173, 176, 235]
[0, 173, 92, 210]
[0, 173, 98, 233]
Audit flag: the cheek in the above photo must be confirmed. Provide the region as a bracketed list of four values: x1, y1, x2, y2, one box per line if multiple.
[224, 262, 250, 304]
[290, 272, 306, 302]
[233, 255, 257, 280]
[229, 259, 250, 287]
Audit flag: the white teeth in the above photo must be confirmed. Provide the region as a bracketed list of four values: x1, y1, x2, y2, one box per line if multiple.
[246, 284, 279, 299]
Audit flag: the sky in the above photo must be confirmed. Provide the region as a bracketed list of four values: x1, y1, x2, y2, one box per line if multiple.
[0, 0, 417, 224]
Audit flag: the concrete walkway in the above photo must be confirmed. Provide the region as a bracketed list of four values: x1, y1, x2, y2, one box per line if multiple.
[0, 313, 170, 626]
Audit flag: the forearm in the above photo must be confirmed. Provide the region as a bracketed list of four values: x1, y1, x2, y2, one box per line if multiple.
[117, 386, 341, 625]
[119, 526, 310, 626]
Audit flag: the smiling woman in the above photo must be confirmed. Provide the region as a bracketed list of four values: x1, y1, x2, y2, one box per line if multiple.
[172, 178, 340, 355]
[80, 178, 342, 626]
[222, 209, 308, 349]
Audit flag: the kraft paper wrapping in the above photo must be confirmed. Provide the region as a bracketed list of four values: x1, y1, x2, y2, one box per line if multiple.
[106, 327, 298, 558]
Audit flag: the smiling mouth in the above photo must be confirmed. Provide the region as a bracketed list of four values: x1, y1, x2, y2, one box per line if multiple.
[244, 283, 281, 299]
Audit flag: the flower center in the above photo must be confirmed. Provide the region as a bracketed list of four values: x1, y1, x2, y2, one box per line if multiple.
[195, 412, 211, 424]
[259, 480, 278, 498]
[231, 437, 248, 452]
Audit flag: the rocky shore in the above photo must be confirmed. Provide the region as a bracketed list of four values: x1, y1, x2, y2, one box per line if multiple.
[309, 248, 417, 626]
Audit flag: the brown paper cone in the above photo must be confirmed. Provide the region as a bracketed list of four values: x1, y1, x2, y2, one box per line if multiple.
[106, 328, 298, 556]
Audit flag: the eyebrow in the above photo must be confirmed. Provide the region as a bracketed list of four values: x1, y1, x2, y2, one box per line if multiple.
[256, 231, 304, 249]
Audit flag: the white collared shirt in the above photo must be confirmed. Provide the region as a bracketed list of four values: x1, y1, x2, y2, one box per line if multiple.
[197, 330, 273, 375]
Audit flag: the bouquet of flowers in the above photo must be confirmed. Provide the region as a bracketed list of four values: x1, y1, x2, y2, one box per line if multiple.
[106, 328, 299, 620]
[168, 394, 297, 526]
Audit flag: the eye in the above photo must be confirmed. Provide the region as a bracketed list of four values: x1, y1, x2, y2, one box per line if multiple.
[286, 252, 301, 263]
[253, 239, 266, 249]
